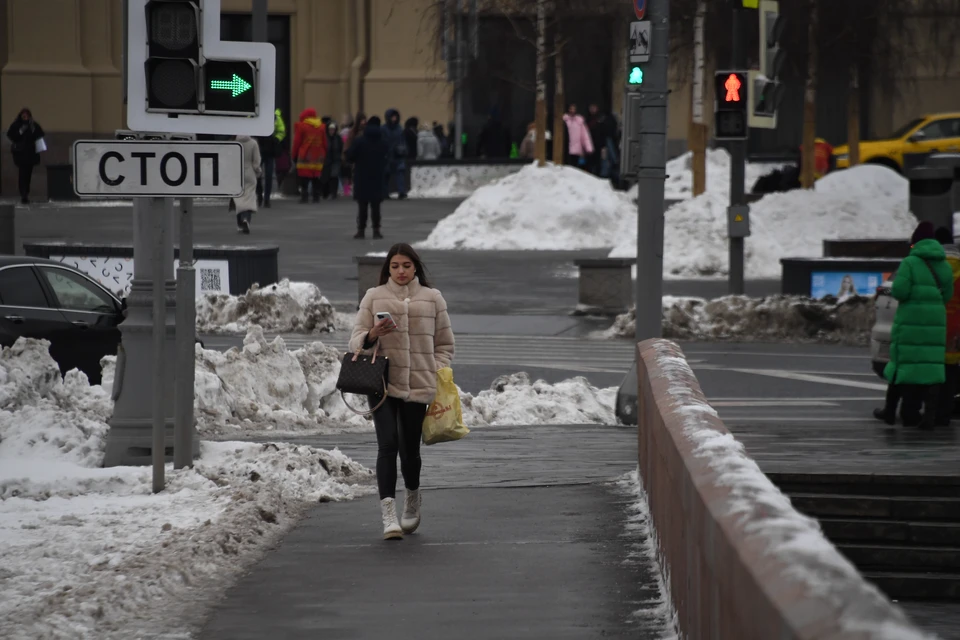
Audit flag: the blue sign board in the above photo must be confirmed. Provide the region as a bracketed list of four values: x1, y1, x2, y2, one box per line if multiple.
[811, 271, 888, 300]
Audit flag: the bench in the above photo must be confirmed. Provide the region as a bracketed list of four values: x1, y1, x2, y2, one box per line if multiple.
[572, 258, 634, 315]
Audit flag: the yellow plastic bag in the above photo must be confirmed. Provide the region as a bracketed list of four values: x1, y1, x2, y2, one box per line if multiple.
[422, 367, 469, 445]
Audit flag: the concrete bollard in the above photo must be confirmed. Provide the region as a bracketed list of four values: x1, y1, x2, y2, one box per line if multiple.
[354, 255, 385, 305]
[0, 204, 15, 255]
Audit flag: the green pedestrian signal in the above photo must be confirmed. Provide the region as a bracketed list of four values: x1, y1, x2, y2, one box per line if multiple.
[629, 67, 643, 85]
[210, 73, 252, 98]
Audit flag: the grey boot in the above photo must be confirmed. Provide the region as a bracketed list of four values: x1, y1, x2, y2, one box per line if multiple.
[401, 489, 421, 534]
[380, 498, 403, 540]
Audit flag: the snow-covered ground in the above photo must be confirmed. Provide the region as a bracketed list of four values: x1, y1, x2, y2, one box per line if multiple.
[611, 165, 915, 279]
[604, 295, 874, 345]
[0, 338, 375, 639]
[197, 279, 354, 335]
[416, 163, 635, 251]
[630, 148, 784, 202]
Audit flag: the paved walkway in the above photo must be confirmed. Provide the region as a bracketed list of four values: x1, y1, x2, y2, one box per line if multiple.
[200, 426, 673, 639]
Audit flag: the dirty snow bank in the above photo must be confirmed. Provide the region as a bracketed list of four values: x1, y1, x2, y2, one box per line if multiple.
[102, 326, 369, 437]
[650, 340, 932, 639]
[196, 279, 353, 334]
[415, 163, 635, 250]
[604, 295, 874, 344]
[629, 147, 783, 201]
[0, 338, 375, 640]
[612, 164, 915, 279]
[461, 372, 618, 426]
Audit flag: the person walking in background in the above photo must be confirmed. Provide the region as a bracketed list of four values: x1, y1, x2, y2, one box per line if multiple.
[256, 108, 286, 208]
[477, 107, 510, 158]
[519, 122, 537, 160]
[382, 109, 408, 200]
[587, 104, 616, 178]
[342, 112, 367, 199]
[346, 115, 388, 239]
[432, 122, 449, 158]
[873, 221, 953, 429]
[340, 114, 356, 198]
[7, 108, 44, 204]
[403, 117, 420, 162]
[349, 243, 455, 540]
[417, 123, 441, 161]
[936, 226, 960, 425]
[292, 108, 327, 203]
[232, 135, 262, 234]
[563, 104, 594, 169]
[321, 121, 343, 200]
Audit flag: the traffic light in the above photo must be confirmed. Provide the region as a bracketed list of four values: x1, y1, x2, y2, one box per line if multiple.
[128, 0, 277, 136]
[754, 0, 786, 121]
[714, 70, 748, 140]
[629, 67, 643, 85]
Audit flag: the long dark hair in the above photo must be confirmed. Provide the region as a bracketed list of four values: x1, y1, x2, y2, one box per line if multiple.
[379, 243, 432, 288]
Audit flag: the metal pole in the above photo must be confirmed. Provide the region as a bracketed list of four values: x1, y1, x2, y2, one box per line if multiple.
[252, 0, 268, 42]
[150, 198, 167, 493]
[0, 204, 15, 255]
[122, 0, 128, 105]
[729, 7, 747, 295]
[633, 0, 670, 340]
[174, 198, 195, 470]
[454, 0, 464, 160]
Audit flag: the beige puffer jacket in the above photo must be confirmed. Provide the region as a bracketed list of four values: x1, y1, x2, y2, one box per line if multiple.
[349, 278, 455, 404]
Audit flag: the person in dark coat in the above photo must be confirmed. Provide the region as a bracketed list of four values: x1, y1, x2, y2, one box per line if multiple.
[587, 104, 617, 178]
[477, 107, 510, 158]
[381, 109, 408, 199]
[7, 108, 44, 204]
[403, 117, 420, 162]
[321, 121, 344, 199]
[347, 116, 389, 239]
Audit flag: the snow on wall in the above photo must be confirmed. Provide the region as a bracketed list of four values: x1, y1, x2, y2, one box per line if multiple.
[640, 339, 934, 639]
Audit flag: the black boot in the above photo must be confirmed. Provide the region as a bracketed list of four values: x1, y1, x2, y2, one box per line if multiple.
[873, 384, 900, 425]
[373, 228, 383, 239]
[354, 229, 365, 239]
[919, 385, 940, 430]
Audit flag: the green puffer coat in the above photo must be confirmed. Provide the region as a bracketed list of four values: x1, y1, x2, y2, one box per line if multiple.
[885, 238, 955, 386]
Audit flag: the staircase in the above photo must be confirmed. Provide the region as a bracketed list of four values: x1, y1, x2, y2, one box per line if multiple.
[769, 473, 960, 601]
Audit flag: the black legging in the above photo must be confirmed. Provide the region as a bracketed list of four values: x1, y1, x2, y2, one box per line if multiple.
[357, 199, 382, 230]
[370, 396, 428, 499]
[17, 163, 33, 200]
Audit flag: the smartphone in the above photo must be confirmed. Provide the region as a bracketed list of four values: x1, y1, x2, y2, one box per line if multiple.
[376, 312, 395, 325]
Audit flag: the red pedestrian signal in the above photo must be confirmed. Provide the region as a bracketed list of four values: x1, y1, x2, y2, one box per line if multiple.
[724, 73, 742, 102]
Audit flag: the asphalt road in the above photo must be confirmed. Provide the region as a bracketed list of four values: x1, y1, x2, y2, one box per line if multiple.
[11, 197, 780, 315]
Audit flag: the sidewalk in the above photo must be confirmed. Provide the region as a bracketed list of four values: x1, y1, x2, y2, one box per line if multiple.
[200, 425, 674, 639]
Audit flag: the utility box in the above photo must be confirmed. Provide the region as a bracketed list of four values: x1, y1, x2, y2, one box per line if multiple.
[909, 164, 955, 235]
[926, 153, 960, 237]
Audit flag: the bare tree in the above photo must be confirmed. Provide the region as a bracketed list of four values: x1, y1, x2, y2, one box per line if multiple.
[535, 0, 548, 165]
[799, 0, 819, 188]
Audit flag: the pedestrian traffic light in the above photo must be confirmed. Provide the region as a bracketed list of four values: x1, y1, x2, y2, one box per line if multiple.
[714, 70, 748, 140]
[753, 0, 786, 122]
[629, 67, 643, 85]
[128, 0, 277, 136]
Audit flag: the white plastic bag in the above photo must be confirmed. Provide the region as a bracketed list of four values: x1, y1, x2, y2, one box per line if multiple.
[35, 137, 47, 153]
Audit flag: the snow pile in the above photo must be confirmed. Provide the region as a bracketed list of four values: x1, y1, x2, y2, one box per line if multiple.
[416, 163, 635, 250]
[102, 327, 369, 436]
[630, 148, 782, 201]
[611, 164, 915, 279]
[196, 279, 352, 334]
[461, 372, 618, 426]
[605, 295, 874, 344]
[650, 340, 930, 639]
[0, 338, 375, 639]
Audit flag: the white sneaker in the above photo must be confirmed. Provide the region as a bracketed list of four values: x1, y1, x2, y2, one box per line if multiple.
[401, 489, 421, 534]
[380, 497, 403, 540]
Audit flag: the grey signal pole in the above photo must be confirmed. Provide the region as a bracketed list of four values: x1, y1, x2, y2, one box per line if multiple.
[632, 0, 670, 340]
[729, 7, 747, 295]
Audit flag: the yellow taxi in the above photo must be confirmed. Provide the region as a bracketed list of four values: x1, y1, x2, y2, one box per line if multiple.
[832, 112, 960, 173]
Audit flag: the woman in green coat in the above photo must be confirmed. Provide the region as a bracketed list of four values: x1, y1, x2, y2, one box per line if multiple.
[875, 221, 954, 428]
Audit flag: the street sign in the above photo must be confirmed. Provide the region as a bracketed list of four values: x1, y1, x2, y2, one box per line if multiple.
[127, 0, 276, 136]
[634, 0, 647, 20]
[73, 140, 244, 197]
[629, 21, 652, 63]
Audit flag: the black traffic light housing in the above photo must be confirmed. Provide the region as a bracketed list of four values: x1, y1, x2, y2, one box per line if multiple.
[755, 0, 787, 118]
[145, 0, 201, 114]
[714, 70, 748, 141]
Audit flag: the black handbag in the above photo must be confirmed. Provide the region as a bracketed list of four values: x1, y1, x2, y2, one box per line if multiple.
[336, 342, 389, 416]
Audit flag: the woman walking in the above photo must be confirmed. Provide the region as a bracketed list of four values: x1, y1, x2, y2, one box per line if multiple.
[292, 107, 327, 203]
[874, 221, 953, 429]
[320, 121, 343, 199]
[345, 116, 388, 239]
[7, 108, 44, 204]
[232, 135, 262, 234]
[349, 244, 455, 539]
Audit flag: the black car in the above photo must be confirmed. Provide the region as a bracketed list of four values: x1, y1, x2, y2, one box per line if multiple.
[0, 256, 125, 384]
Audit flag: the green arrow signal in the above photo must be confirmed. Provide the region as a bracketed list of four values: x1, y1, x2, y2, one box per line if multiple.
[210, 73, 252, 98]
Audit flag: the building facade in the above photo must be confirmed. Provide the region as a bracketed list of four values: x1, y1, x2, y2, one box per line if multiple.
[1, 1, 959, 198]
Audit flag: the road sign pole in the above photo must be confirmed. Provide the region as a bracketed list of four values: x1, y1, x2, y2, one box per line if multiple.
[729, 6, 747, 295]
[150, 197, 168, 493]
[454, 0, 464, 160]
[632, 0, 669, 340]
[174, 197, 196, 470]
[252, 0, 268, 43]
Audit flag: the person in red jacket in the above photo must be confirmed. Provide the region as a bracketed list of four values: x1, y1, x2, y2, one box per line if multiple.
[292, 108, 327, 203]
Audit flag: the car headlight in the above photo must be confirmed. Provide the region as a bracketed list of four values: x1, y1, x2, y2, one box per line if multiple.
[834, 154, 849, 161]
